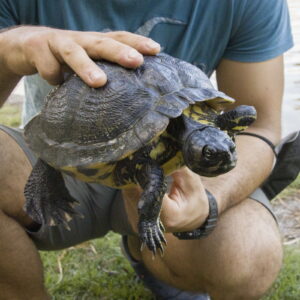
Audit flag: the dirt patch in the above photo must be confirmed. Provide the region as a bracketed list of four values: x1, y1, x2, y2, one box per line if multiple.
[272, 190, 300, 245]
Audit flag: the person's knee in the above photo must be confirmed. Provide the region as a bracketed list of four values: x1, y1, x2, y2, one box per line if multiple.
[203, 199, 282, 299]
[0, 130, 32, 225]
[211, 227, 282, 299]
[140, 199, 282, 300]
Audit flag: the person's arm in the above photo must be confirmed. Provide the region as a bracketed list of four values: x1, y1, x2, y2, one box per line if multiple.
[0, 26, 161, 107]
[171, 56, 283, 230]
[203, 56, 283, 210]
[124, 55, 283, 233]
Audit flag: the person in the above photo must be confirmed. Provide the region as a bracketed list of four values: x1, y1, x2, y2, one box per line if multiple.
[0, 0, 294, 299]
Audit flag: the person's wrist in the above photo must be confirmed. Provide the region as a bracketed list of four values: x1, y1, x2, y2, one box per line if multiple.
[173, 189, 218, 239]
[0, 59, 21, 80]
[0, 50, 22, 84]
[0, 35, 22, 105]
[0, 33, 7, 70]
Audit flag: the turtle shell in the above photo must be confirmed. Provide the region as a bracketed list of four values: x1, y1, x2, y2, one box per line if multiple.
[24, 53, 234, 168]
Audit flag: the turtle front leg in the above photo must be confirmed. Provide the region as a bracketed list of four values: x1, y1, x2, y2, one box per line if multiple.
[215, 105, 257, 136]
[24, 159, 79, 229]
[135, 161, 167, 256]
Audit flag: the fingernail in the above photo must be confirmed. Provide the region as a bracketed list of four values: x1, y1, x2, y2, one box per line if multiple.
[127, 49, 142, 60]
[89, 71, 104, 82]
[145, 40, 161, 50]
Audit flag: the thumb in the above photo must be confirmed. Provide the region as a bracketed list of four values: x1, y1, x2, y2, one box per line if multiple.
[167, 167, 203, 201]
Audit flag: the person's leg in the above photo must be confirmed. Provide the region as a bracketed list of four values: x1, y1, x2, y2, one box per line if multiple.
[0, 126, 121, 299]
[0, 130, 49, 299]
[128, 198, 282, 300]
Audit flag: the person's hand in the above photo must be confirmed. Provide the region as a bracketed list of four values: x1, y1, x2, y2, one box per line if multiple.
[123, 167, 209, 234]
[0, 26, 160, 87]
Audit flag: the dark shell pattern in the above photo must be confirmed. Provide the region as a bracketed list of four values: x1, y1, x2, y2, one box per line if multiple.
[24, 53, 234, 168]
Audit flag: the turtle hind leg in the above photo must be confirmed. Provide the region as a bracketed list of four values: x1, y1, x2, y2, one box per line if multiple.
[135, 160, 167, 256]
[24, 159, 79, 229]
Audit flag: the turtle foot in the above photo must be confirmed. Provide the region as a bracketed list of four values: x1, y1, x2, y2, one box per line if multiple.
[24, 159, 79, 229]
[138, 220, 167, 256]
[24, 187, 79, 230]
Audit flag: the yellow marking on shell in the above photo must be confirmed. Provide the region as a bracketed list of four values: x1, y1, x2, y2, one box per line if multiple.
[183, 104, 216, 126]
[206, 97, 235, 107]
[191, 104, 205, 115]
[62, 161, 138, 189]
[62, 163, 116, 186]
[195, 118, 212, 125]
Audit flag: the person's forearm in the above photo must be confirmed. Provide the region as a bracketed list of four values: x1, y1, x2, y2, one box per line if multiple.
[0, 31, 22, 106]
[202, 126, 279, 215]
[0, 66, 21, 107]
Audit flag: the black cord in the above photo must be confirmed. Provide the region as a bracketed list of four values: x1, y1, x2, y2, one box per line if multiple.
[237, 132, 277, 158]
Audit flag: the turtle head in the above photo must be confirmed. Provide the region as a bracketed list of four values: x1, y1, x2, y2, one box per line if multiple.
[183, 126, 237, 177]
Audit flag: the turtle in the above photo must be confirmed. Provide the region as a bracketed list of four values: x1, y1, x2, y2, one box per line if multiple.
[23, 53, 256, 255]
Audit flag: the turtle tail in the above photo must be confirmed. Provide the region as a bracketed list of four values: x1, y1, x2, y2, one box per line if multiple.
[216, 105, 257, 135]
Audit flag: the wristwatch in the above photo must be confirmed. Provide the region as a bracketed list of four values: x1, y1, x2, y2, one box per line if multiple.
[173, 189, 218, 240]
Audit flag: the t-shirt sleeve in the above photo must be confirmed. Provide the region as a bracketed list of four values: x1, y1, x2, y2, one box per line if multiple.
[223, 0, 294, 62]
[0, 0, 19, 30]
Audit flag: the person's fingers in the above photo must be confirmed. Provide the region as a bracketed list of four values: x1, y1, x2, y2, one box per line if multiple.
[168, 168, 199, 200]
[122, 168, 208, 233]
[49, 39, 107, 87]
[2, 27, 161, 87]
[76, 31, 161, 68]
[49, 30, 161, 87]
[33, 45, 63, 85]
[80, 35, 144, 68]
[104, 31, 161, 55]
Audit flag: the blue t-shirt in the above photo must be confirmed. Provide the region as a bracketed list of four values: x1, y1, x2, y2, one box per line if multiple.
[0, 0, 294, 125]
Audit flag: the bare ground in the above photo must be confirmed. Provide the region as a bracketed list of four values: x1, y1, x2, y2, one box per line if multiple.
[273, 190, 300, 245]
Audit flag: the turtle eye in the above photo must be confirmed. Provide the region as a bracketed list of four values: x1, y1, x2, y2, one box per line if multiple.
[202, 145, 216, 158]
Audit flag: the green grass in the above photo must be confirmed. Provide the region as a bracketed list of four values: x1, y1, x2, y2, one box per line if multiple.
[285, 173, 300, 191]
[40, 236, 300, 300]
[262, 244, 300, 300]
[0, 103, 22, 127]
[1, 103, 300, 299]
[41, 233, 153, 300]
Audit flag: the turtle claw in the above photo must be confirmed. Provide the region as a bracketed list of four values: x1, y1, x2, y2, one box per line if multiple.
[159, 221, 165, 233]
[138, 220, 166, 256]
[140, 242, 146, 252]
[64, 222, 71, 231]
[25, 191, 78, 228]
[156, 234, 165, 257]
[64, 212, 73, 222]
[49, 218, 56, 226]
